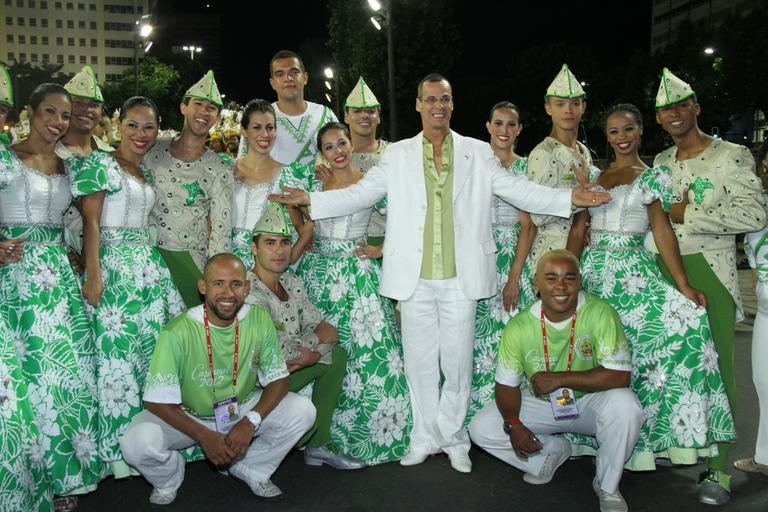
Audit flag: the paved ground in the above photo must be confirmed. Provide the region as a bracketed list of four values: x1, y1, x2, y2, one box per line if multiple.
[78, 323, 768, 512]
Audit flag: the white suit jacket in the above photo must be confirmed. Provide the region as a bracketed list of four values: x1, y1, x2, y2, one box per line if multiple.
[310, 131, 572, 301]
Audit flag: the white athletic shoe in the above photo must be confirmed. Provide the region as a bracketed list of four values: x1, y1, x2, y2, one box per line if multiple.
[523, 437, 571, 485]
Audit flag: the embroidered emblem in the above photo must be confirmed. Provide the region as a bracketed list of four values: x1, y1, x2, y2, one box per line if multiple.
[690, 176, 713, 205]
[182, 180, 204, 206]
[576, 336, 593, 360]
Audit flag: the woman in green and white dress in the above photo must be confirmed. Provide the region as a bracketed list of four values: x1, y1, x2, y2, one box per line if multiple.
[470, 102, 537, 422]
[70, 96, 184, 478]
[231, 99, 311, 271]
[292, 122, 411, 464]
[567, 104, 735, 468]
[0, 84, 101, 506]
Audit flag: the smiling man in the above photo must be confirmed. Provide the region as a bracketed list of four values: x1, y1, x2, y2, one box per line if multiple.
[651, 67, 767, 505]
[271, 73, 611, 474]
[238, 50, 337, 166]
[145, 70, 234, 307]
[121, 253, 315, 505]
[469, 250, 642, 512]
[56, 65, 114, 159]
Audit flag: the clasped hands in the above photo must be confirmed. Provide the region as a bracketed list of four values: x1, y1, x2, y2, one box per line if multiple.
[200, 418, 257, 467]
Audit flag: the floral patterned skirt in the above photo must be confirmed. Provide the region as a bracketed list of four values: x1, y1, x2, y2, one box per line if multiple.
[295, 235, 412, 464]
[92, 228, 184, 477]
[231, 228, 254, 273]
[0, 225, 102, 494]
[0, 315, 53, 511]
[469, 224, 536, 423]
[578, 230, 736, 469]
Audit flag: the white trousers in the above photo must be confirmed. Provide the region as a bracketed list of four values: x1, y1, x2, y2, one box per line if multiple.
[469, 388, 643, 494]
[753, 282, 768, 464]
[400, 277, 476, 455]
[120, 392, 315, 493]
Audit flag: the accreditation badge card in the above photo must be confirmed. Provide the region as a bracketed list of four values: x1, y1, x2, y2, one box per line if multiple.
[549, 387, 579, 420]
[214, 396, 240, 433]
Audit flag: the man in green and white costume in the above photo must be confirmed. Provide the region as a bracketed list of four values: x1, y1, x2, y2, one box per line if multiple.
[345, 76, 389, 248]
[0, 64, 13, 146]
[238, 50, 337, 165]
[121, 253, 315, 505]
[145, 70, 234, 307]
[56, 65, 113, 159]
[469, 250, 642, 512]
[245, 201, 364, 470]
[57, 65, 114, 255]
[652, 67, 767, 505]
[528, 64, 594, 267]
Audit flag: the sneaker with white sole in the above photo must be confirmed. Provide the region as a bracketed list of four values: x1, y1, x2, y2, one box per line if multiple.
[523, 437, 571, 485]
[229, 466, 283, 499]
[592, 476, 628, 512]
[149, 488, 177, 506]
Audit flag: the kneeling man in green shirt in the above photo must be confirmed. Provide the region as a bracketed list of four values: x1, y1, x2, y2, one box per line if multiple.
[469, 250, 643, 512]
[121, 253, 315, 506]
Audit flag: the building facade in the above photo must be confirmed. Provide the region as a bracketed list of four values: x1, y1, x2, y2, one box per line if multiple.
[0, 0, 151, 83]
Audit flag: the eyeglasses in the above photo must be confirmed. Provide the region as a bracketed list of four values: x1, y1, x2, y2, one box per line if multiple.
[420, 95, 453, 105]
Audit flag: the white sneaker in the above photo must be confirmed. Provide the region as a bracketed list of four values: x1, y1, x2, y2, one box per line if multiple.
[149, 487, 177, 506]
[522, 437, 571, 485]
[592, 476, 628, 512]
[400, 448, 434, 466]
[229, 466, 283, 499]
[446, 450, 472, 474]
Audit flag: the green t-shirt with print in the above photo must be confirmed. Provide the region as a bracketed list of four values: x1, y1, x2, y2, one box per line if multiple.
[496, 292, 632, 399]
[143, 304, 289, 417]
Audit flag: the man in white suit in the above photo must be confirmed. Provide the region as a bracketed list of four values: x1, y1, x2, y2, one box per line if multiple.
[272, 74, 609, 473]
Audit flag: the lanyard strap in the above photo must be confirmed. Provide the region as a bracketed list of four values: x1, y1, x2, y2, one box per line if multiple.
[540, 307, 577, 372]
[203, 304, 239, 398]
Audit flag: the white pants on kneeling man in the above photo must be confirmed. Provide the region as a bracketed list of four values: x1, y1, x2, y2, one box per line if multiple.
[469, 388, 643, 494]
[120, 392, 315, 495]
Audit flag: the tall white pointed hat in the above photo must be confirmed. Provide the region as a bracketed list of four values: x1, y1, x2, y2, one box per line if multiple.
[184, 70, 223, 108]
[0, 65, 13, 107]
[64, 65, 103, 102]
[344, 76, 380, 109]
[655, 67, 695, 108]
[252, 201, 292, 237]
[545, 64, 586, 99]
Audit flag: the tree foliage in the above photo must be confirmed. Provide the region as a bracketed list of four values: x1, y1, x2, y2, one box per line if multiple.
[327, 0, 461, 140]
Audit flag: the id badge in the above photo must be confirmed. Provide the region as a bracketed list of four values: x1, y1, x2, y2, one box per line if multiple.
[213, 396, 240, 433]
[549, 387, 579, 420]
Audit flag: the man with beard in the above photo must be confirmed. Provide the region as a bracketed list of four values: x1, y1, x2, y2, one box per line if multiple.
[145, 70, 234, 307]
[121, 253, 315, 506]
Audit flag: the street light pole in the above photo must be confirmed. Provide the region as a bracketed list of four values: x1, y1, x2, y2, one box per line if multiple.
[134, 15, 153, 96]
[385, 0, 397, 141]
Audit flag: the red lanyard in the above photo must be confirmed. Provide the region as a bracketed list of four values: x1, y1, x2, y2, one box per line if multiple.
[540, 307, 577, 372]
[203, 304, 239, 397]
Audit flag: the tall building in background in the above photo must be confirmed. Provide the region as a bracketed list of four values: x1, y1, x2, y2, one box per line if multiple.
[651, 0, 760, 52]
[0, 0, 151, 82]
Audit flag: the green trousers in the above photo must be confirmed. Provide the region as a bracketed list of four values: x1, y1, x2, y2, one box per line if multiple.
[157, 248, 203, 308]
[657, 253, 736, 471]
[288, 345, 347, 448]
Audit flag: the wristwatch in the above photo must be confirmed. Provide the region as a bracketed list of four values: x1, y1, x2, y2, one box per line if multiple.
[245, 411, 262, 431]
[503, 417, 522, 434]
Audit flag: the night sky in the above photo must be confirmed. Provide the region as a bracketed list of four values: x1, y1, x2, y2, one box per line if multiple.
[159, 1, 653, 138]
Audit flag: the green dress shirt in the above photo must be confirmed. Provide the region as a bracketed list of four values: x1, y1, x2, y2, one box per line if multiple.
[420, 133, 457, 279]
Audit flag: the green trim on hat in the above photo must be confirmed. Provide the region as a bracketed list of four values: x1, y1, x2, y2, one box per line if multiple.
[344, 76, 380, 109]
[252, 201, 292, 237]
[545, 63, 586, 100]
[64, 65, 104, 102]
[184, 70, 223, 108]
[655, 67, 696, 108]
[0, 65, 13, 107]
